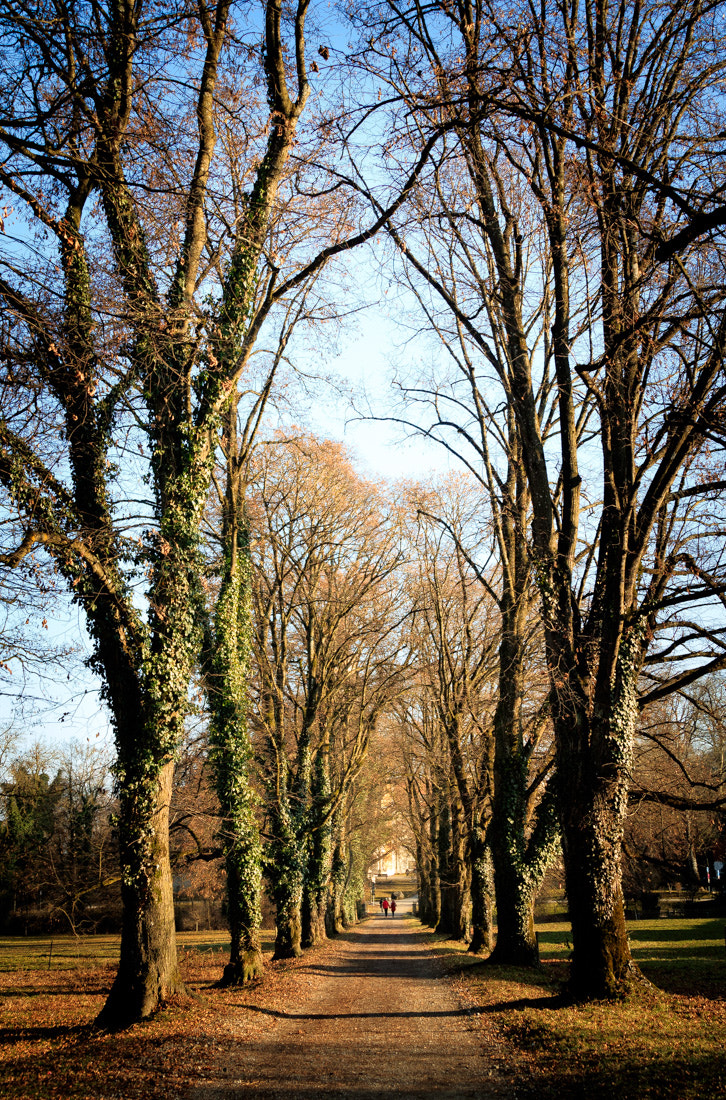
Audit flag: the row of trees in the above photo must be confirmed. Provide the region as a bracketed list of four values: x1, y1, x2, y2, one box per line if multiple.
[1, 0, 726, 1024]
[0, 0, 419, 1024]
[347, 0, 726, 996]
[4, 445, 722, 931]
[0, 435, 410, 952]
[2, 447, 723, 943]
[0, 736, 120, 932]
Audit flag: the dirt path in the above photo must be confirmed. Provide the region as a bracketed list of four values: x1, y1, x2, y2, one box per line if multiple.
[189, 914, 516, 1100]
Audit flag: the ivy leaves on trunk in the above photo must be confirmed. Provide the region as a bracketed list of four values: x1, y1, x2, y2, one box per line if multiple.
[0, 0, 317, 1026]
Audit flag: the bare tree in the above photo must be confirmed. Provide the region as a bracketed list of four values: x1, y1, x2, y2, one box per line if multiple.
[350, 0, 726, 997]
[0, 0, 326, 1024]
[249, 434, 408, 957]
[404, 482, 498, 948]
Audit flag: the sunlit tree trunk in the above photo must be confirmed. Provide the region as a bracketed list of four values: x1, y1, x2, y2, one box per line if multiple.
[427, 794, 442, 928]
[555, 641, 642, 996]
[270, 801, 305, 959]
[98, 761, 181, 1026]
[468, 825, 493, 954]
[207, 498, 264, 985]
[326, 805, 348, 935]
[302, 747, 333, 947]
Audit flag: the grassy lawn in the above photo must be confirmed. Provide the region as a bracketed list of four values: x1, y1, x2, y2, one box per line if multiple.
[0, 928, 277, 973]
[445, 917, 726, 1099]
[0, 935, 122, 972]
[0, 919, 723, 1099]
[0, 929, 279, 1100]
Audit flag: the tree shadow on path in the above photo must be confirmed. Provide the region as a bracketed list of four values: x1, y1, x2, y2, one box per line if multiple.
[241, 1004, 471, 1021]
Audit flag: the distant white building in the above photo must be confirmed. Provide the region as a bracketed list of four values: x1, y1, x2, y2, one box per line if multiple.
[370, 845, 414, 877]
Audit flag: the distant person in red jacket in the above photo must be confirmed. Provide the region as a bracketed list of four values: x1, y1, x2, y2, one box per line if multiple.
[390, 899, 397, 918]
[382, 897, 389, 918]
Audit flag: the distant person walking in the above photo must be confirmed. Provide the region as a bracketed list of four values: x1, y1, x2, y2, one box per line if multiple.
[390, 899, 397, 918]
[382, 897, 389, 918]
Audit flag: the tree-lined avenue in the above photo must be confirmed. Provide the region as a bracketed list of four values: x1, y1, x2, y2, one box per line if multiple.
[189, 913, 512, 1100]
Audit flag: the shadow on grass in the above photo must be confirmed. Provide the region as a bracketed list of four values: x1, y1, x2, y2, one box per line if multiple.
[639, 959, 725, 999]
[0, 977, 113, 998]
[627, 918, 724, 942]
[0, 1028, 181, 1100]
[478, 992, 568, 1013]
[629, 943, 724, 960]
[0, 1024, 91, 1043]
[513, 1051, 726, 1100]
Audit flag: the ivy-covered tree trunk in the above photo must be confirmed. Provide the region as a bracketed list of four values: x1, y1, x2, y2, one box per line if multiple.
[301, 874, 327, 946]
[268, 769, 305, 960]
[198, 0, 314, 982]
[97, 759, 181, 1027]
[272, 867, 304, 959]
[556, 651, 640, 997]
[476, 429, 556, 966]
[326, 805, 348, 935]
[488, 628, 542, 966]
[341, 842, 363, 926]
[468, 825, 493, 954]
[489, 814, 539, 966]
[96, 425, 216, 1027]
[301, 749, 332, 948]
[562, 786, 632, 998]
[208, 503, 264, 986]
[270, 715, 314, 958]
[436, 788, 470, 940]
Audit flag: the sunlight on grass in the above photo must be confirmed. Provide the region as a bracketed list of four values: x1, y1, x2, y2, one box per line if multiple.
[0, 928, 280, 973]
[0, 935, 121, 972]
[448, 916, 726, 1100]
[1, 918, 724, 1100]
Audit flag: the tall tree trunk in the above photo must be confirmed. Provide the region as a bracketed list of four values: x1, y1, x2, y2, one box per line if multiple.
[437, 790, 470, 940]
[488, 659, 540, 964]
[301, 877, 328, 947]
[558, 681, 638, 997]
[435, 790, 453, 934]
[468, 826, 493, 954]
[415, 835, 433, 924]
[302, 751, 333, 948]
[273, 873, 303, 959]
[452, 799, 471, 941]
[224, 847, 264, 984]
[97, 761, 181, 1027]
[208, 499, 264, 986]
[427, 797, 442, 928]
[562, 801, 631, 998]
[270, 794, 304, 959]
[327, 829, 347, 935]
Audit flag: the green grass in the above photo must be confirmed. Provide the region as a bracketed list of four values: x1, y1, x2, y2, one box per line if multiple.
[0, 934, 122, 972]
[1, 919, 724, 1099]
[533, 916, 726, 997]
[507, 994, 725, 1099]
[0, 929, 283, 974]
[446, 916, 726, 1099]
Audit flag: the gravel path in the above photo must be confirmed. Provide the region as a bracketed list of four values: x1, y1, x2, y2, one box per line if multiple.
[189, 914, 517, 1100]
